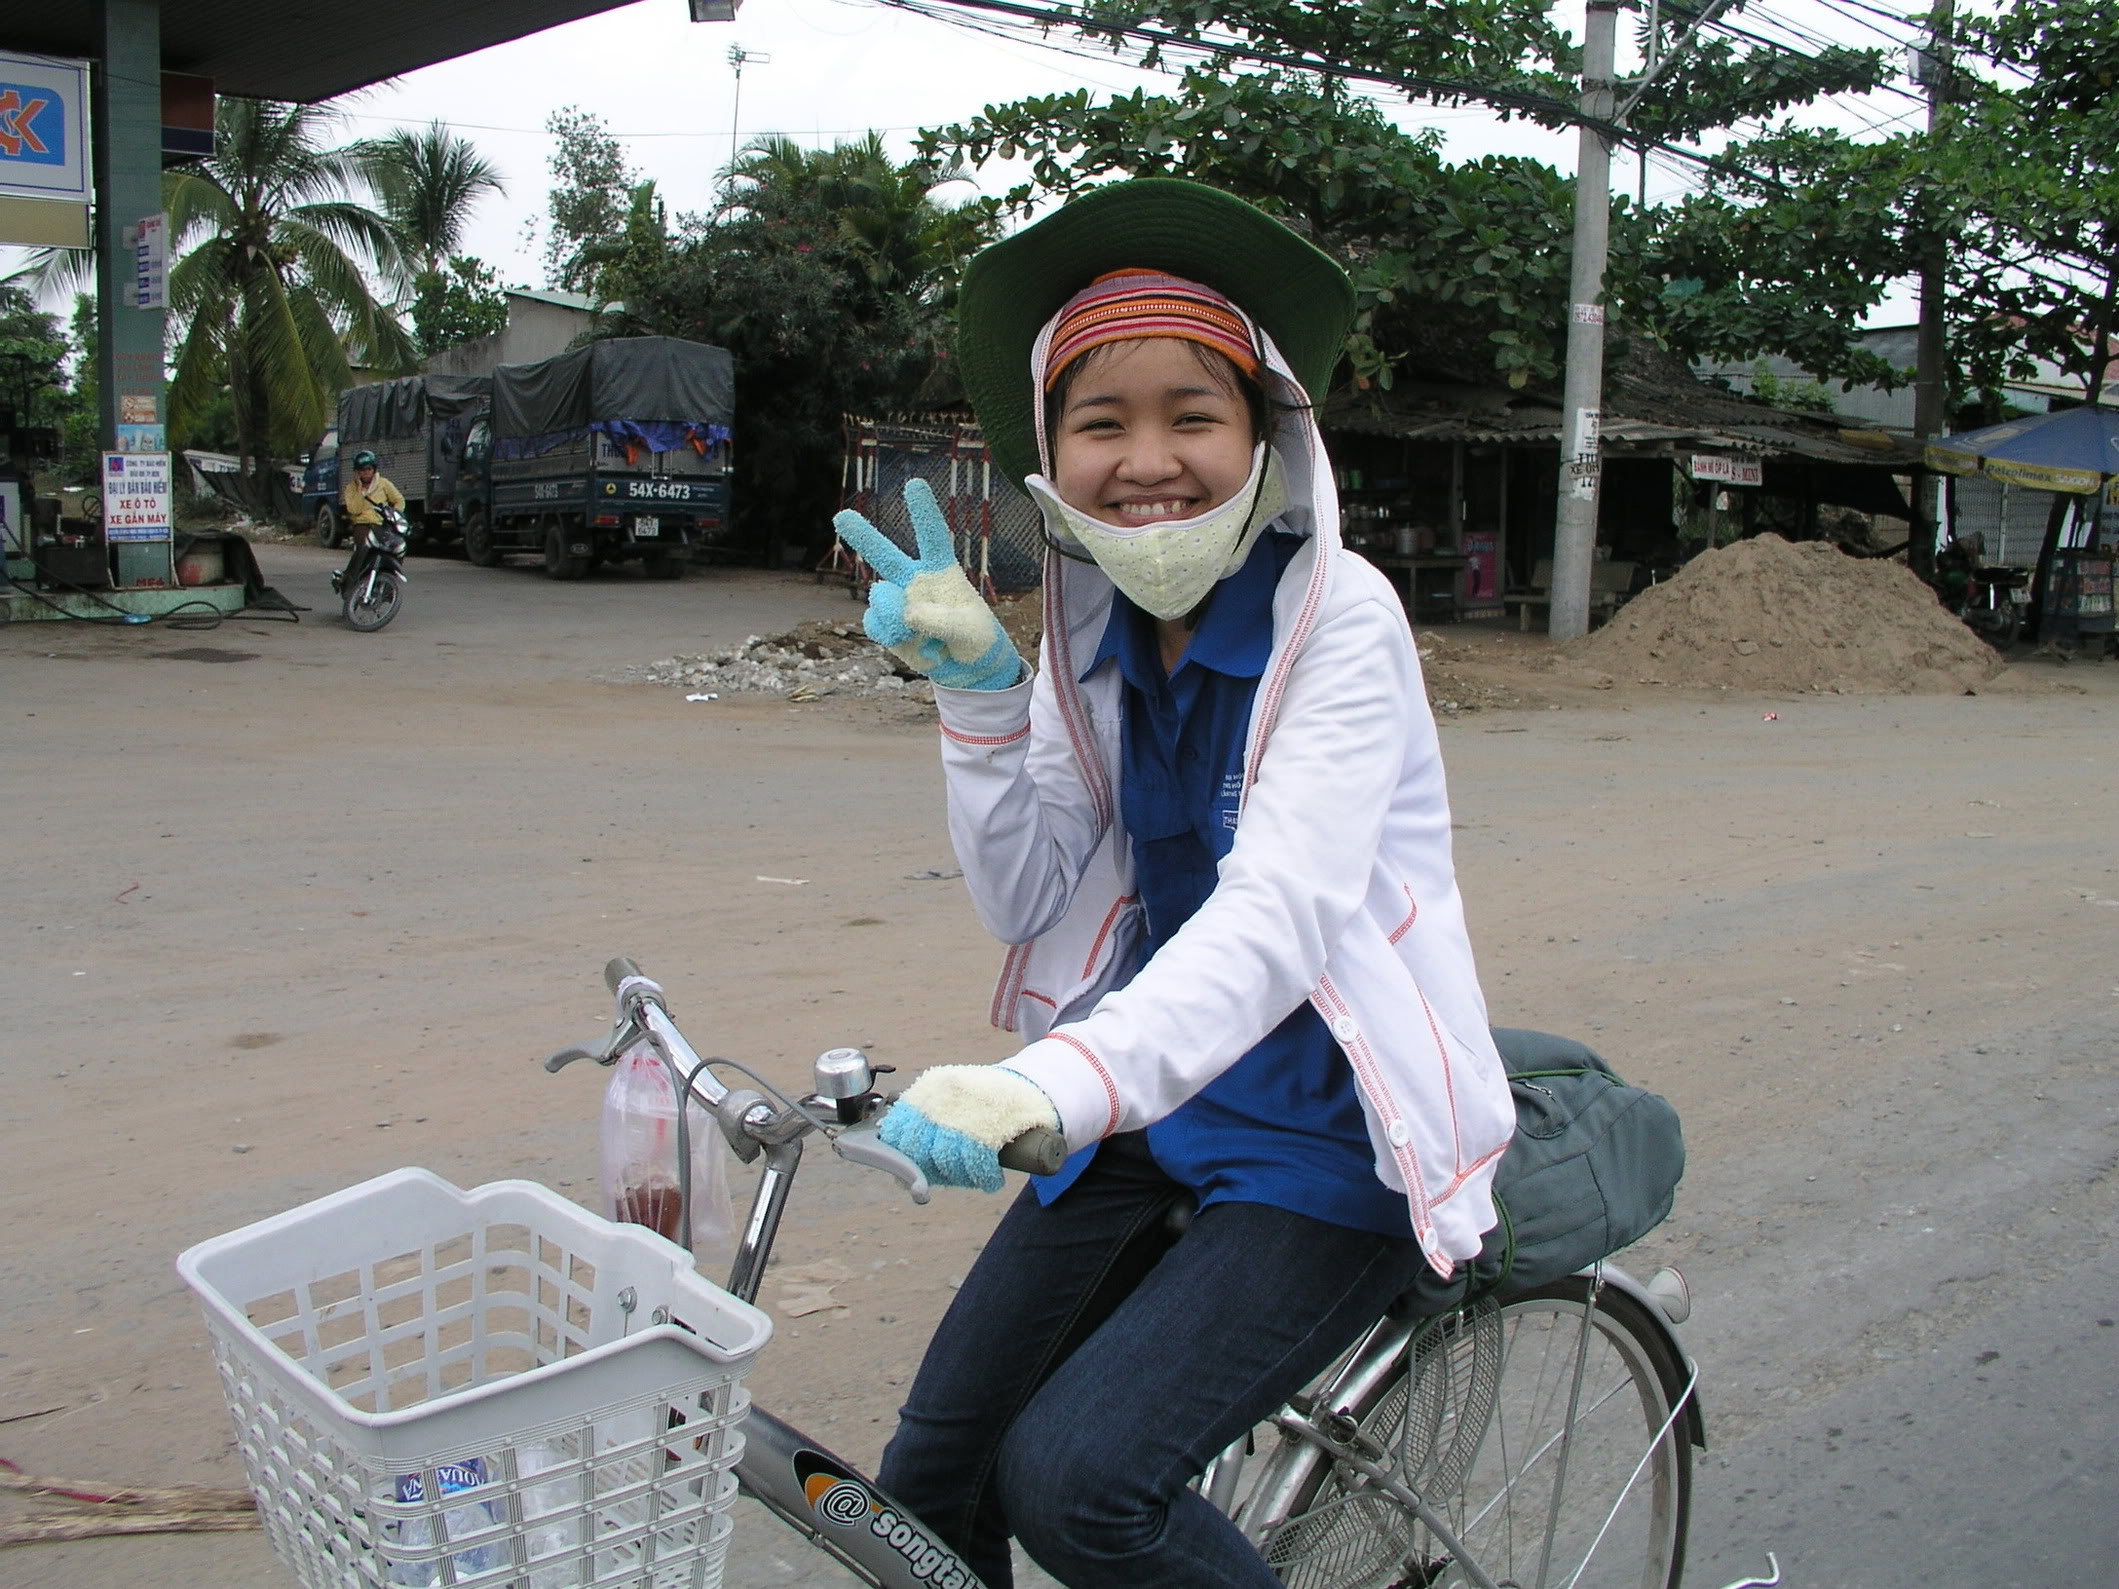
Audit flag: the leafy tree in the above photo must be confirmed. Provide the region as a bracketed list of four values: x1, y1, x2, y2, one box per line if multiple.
[919, 5, 1898, 396]
[1613, 0, 2119, 413]
[0, 283, 73, 426]
[357, 120, 508, 356]
[544, 108, 637, 296]
[1945, 0, 2119, 402]
[163, 97, 416, 479]
[359, 120, 506, 283]
[571, 178, 674, 310]
[58, 294, 100, 484]
[412, 254, 511, 353]
[613, 135, 998, 557]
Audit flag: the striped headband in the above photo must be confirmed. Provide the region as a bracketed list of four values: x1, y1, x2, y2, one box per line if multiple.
[1042, 268, 1261, 391]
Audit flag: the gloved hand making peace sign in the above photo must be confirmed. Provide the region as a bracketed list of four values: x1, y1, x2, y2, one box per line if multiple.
[833, 480, 1025, 692]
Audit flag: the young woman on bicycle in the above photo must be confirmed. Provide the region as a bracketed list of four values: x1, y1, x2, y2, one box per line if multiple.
[831, 178, 1516, 1589]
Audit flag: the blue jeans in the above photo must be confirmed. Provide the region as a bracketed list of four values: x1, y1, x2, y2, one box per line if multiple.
[876, 1134, 1441, 1588]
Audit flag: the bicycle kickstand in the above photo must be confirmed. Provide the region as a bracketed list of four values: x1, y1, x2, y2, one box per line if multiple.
[1717, 1551, 1782, 1589]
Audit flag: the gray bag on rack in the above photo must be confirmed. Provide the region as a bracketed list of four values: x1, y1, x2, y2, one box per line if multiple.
[1469, 1028, 1686, 1298]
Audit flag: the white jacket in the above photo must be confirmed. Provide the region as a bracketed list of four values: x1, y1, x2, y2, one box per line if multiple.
[931, 343, 1514, 1276]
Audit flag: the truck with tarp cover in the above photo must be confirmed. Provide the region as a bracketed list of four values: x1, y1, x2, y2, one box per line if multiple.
[464, 336, 734, 579]
[318, 373, 492, 549]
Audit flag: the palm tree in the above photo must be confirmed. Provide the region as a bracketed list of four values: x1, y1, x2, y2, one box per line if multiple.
[165, 98, 416, 482]
[722, 134, 987, 300]
[357, 120, 506, 287]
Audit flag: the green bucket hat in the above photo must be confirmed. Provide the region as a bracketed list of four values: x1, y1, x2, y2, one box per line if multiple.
[956, 178, 1356, 488]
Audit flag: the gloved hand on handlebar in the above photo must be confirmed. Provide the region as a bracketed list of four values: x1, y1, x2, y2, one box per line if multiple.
[881, 1065, 1061, 1193]
[832, 480, 1025, 692]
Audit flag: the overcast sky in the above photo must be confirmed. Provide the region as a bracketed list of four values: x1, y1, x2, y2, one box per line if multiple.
[6, 0, 1921, 320]
[331, 0, 1897, 291]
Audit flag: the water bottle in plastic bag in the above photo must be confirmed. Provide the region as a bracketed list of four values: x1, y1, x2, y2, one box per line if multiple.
[387, 1457, 499, 1585]
[599, 1039, 738, 1278]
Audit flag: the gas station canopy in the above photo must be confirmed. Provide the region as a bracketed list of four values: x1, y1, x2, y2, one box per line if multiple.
[9, 0, 648, 103]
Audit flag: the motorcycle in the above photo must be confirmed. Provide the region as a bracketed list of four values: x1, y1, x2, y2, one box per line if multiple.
[1958, 563, 2030, 648]
[330, 505, 409, 632]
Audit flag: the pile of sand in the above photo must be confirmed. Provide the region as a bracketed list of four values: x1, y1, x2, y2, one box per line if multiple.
[1567, 534, 2006, 694]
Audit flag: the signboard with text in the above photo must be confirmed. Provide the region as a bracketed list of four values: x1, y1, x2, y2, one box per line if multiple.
[1687, 453, 1764, 488]
[132, 213, 168, 308]
[0, 53, 89, 203]
[102, 452, 174, 542]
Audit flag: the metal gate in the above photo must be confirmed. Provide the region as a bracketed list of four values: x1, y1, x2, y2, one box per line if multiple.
[830, 416, 1042, 597]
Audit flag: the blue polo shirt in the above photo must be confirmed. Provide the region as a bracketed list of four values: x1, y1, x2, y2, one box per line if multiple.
[1033, 533, 1411, 1238]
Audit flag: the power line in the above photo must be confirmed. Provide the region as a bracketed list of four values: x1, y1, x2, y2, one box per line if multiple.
[327, 106, 946, 140]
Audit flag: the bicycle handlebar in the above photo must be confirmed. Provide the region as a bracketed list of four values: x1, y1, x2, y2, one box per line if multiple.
[997, 1126, 1068, 1177]
[578, 956, 1069, 1180]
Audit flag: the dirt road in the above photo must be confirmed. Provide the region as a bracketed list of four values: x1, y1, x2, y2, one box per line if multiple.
[2, 540, 2113, 1586]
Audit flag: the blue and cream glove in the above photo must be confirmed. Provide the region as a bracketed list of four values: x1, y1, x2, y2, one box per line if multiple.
[832, 480, 1024, 691]
[880, 1065, 1062, 1192]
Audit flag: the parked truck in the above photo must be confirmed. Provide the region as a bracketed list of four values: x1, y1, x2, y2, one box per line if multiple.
[464, 336, 734, 579]
[315, 372, 492, 550]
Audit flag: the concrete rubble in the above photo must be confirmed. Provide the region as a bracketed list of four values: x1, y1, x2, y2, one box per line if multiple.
[633, 620, 935, 702]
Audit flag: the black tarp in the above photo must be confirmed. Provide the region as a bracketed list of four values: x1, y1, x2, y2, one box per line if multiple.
[491, 337, 735, 440]
[338, 373, 493, 443]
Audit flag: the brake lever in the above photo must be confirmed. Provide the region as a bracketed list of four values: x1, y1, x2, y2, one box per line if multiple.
[543, 1042, 611, 1074]
[832, 1128, 931, 1205]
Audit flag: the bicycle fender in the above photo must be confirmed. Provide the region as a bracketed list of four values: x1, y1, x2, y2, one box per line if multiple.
[1589, 1265, 1708, 1452]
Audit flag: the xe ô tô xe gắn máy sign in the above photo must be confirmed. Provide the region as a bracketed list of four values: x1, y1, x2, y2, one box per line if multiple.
[102, 451, 174, 542]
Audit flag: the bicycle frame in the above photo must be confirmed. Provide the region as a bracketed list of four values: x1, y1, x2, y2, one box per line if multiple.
[735, 1408, 993, 1589]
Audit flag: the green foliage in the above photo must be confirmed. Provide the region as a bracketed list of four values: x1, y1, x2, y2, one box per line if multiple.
[1059, 0, 1576, 112]
[357, 120, 506, 286]
[920, 5, 1912, 398]
[544, 108, 636, 295]
[59, 295, 99, 484]
[163, 97, 417, 476]
[412, 255, 511, 354]
[572, 180, 673, 310]
[1623, 35, 1891, 143]
[1630, 127, 1911, 391]
[1743, 361, 1838, 414]
[924, 70, 1584, 389]
[1649, 0, 2119, 407]
[1944, 0, 2119, 399]
[0, 283, 73, 425]
[612, 135, 998, 556]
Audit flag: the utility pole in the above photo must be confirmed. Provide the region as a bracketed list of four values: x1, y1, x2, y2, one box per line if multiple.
[1909, 0, 1954, 585]
[728, 44, 771, 169]
[1548, 0, 1622, 642]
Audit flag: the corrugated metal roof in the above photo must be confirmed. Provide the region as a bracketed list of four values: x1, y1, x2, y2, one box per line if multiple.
[12, 1, 641, 102]
[1324, 336, 1924, 468]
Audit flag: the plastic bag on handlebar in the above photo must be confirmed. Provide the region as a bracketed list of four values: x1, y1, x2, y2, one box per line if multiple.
[599, 1040, 738, 1277]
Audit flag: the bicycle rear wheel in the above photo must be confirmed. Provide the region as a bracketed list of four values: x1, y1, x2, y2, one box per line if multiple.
[1258, 1277, 1691, 1589]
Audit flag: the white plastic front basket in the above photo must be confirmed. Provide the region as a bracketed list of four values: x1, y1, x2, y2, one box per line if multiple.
[178, 1168, 772, 1588]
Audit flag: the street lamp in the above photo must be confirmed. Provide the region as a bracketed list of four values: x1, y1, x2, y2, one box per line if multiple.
[687, 0, 743, 21]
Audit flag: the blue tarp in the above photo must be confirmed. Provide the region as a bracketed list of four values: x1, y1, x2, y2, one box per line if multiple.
[493, 420, 733, 462]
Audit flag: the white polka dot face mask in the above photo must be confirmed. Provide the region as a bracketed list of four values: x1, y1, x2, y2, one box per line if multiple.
[1025, 444, 1291, 620]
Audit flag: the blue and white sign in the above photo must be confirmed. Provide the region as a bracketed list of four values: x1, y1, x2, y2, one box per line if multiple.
[103, 452, 174, 543]
[0, 53, 89, 203]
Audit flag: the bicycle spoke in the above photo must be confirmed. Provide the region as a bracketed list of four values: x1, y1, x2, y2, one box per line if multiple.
[1253, 1279, 1690, 1589]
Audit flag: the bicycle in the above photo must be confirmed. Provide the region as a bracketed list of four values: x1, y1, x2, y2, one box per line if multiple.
[188, 957, 1771, 1589]
[547, 958, 1734, 1589]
